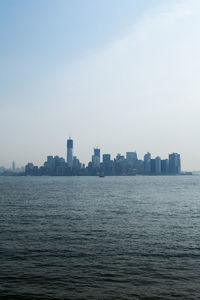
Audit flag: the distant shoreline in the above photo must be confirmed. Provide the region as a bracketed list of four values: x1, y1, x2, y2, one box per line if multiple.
[0, 172, 193, 177]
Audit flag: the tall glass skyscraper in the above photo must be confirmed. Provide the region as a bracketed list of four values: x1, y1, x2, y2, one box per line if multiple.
[67, 138, 73, 168]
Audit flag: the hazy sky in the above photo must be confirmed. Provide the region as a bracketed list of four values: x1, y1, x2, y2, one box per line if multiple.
[1, 0, 200, 170]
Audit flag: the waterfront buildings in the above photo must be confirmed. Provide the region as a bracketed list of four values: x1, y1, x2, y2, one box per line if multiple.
[24, 138, 182, 176]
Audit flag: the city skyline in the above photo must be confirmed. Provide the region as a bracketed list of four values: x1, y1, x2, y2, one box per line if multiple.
[1, 2, 200, 299]
[1, 0, 200, 171]
[1, 136, 183, 171]
[21, 137, 183, 176]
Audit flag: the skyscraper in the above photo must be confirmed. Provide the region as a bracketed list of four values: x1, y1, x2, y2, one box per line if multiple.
[102, 154, 112, 175]
[126, 152, 137, 168]
[155, 156, 161, 174]
[144, 152, 151, 174]
[126, 152, 137, 161]
[169, 153, 181, 174]
[150, 159, 156, 173]
[161, 159, 169, 173]
[67, 138, 73, 168]
[103, 154, 111, 163]
[94, 148, 100, 158]
[92, 148, 100, 168]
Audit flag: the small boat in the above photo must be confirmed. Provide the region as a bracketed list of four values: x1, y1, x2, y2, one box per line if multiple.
[99, 174, 105, 177]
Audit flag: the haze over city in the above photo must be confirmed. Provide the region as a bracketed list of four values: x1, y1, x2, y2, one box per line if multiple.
[2, 2, 200, 299]
[1, 0, 200, 170]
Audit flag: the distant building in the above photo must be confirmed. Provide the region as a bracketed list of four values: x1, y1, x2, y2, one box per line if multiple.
[102, 154, 113, 175]
[126, 152, 137, 161]
[25, 163, 34, 175]
[144, 152, 151, 174]
[0, 166, 5, 174]
[94, 148, 100, 158]
[155, 156, 161, 174]
[103, 154, 111, 163]
[67, 138, 73, 168]
[12, 161, 15, 172]
[92, 148, 100, 168]
[42, 155, 66, 175]
[116, 154, 125, 162]
[136, 160, 144, 174]
[161, 159, 169, 173]
[73, 156, 80, 168]
[150, 159, 156, 174]
[169, 153, 181, 174]
[47, 156, 55, 168]
[126, 152, 137, 168]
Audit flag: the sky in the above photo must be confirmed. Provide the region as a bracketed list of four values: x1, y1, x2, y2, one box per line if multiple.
[1, 0, 200, 170]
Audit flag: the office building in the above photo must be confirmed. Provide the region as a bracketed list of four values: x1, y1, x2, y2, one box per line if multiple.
[126, 152, 137, 161]
[126, 152, 137, 168]
[94, 148, 100, 158]
[103, 154, 111, 163]
[92, 148, 100, 168]
[161, 159, 169, 173]
[102, 154, 112, 175]
[155, 156, 161, 174]
[144, 152, 151, 174]
[67, 138, 73, 168]
[151, 159, 156, 173]
[169, 153, 181, 174]
[116, 154, 125, 162]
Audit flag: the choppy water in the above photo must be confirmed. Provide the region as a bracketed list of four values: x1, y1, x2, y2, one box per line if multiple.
[0, 176, 200, 300]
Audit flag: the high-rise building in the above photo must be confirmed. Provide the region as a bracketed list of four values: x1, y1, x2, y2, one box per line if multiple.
[102, 154, 112, 175]
[161, 159, 169, 173]
[94, 148, 100, 158]
[103, 154, 111, 163]
[73, 156, 80, 168]
[169, 153, 181, 174]
[25, 163, 34, 175]
[67, 138, 73, 168]
[116, 154, 125, 162]
[126, 152, 137, 161]
[155, 156, 161, 174]
[92, 148, 100, 168]
[126, 152, 137, 168]
[46, 156, 55, 170]
[150, 159, 156, 173]
[144, 152, 151, 174]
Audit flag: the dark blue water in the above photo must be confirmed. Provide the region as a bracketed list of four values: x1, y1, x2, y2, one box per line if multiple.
[0, 176, 200, 299]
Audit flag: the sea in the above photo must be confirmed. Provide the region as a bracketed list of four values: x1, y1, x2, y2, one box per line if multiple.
[0, 175, 200, 300]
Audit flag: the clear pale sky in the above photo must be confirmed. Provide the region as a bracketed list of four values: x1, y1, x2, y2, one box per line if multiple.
[1, 0, 200, 170]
